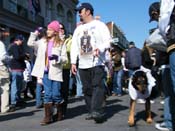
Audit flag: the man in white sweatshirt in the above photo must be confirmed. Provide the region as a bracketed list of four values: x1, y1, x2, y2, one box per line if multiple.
[71, 3, 111, 123]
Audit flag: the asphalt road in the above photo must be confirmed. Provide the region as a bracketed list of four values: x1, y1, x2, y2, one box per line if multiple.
[0, 93, 163, 131]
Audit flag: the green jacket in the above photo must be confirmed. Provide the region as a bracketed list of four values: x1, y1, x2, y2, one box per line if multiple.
[63, 35, 72, 69]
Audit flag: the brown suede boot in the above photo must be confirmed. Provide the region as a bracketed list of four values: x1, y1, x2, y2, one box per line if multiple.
[40, 103, 53, 126]
[54, 103, 63, 121]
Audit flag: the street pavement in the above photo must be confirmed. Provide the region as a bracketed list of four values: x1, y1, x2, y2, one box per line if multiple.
[0, 93, 163, 131]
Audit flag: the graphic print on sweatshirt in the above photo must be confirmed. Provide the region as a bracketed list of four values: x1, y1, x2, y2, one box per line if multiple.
[80, 29, 93, 55]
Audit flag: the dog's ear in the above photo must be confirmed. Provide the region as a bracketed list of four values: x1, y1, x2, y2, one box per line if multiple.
[132, 73, 137, 88]
[141, 71, 148, 83]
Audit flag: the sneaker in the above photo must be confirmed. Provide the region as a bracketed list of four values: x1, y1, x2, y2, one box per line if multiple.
[92, 112, 106, 123]
[85, 113, 93, 120]
[0, 108, 10, 114]
[27, 92, 34, 99]
[8, 105, 16, 112]
[117, 94, 122, 97]
[155, 122, 172, 131]
[150, 100, 155, 104]
[160, 100, 164, 105]
[136, 99, 146, 104]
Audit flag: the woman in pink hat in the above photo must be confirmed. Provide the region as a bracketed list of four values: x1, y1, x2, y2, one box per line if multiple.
[27, 20, 67, 125]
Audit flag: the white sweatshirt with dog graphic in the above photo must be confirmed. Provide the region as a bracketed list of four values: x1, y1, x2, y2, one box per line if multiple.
[71, 20, 111, 69]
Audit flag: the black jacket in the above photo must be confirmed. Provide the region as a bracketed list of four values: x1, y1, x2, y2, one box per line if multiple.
[141, 48, 154, 69]
[8, 43, 26, 70]
[125, 47, 142, 70]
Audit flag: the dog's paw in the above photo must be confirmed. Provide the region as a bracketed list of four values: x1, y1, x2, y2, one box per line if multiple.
[128, 117, 135, 126]
[146, 118, 153, 124]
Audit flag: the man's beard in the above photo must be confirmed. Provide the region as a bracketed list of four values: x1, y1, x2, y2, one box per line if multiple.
[80, 17, 83, 22]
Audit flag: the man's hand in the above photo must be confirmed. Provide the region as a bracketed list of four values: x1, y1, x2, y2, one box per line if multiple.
[37, 77, 43, 84]
[93, 48, 100, 57]
[71, 64, 77, 75]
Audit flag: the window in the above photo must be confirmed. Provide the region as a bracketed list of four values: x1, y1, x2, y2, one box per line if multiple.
[8, 0, 17, 13]
[45, 0, 53, 24]
[67, 10, 73, 33]
[57, 4, 64, 17]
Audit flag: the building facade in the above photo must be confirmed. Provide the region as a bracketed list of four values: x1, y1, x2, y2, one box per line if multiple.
[0, 0, 130, 52]
[106, 21, 129, 50]
[0, 0, 78, 45]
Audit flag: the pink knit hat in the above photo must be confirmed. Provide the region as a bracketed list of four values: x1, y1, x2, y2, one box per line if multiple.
[47, 20, 60, 32]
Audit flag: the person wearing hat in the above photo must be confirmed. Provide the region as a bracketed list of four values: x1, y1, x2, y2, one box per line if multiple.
[71, 3, 111, 123]
[149, 2, 160, 23]
[28, 20, 67, 125]
[27, 27, 46, 109]
[128, 41, 135, 48]
[148, 1, 175, 130]
[125, 41, 142, 76]
[0, 27, 11, 113]
[8, 34, 27, 112]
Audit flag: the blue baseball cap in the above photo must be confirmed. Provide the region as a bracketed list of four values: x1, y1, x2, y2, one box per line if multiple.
[129, 41, 135, 46]
[75, 3, 94, 13]
[15, 34, 25, 41]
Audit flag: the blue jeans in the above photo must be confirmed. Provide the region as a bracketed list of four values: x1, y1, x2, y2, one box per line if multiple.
[43, 73, 63, 104]
[10, 71, 23, 105]
[112, 69, 123, 95]
[169, 52, 175, 129]
[69, 77, 74, 91]
[169, 52, 175, 94]
[69, 74, 76, 91]
[35, 83, 43, 107]
[128, 69, 134, 78]
[161, 67, 173, 128]
[75, 69, 83, 96]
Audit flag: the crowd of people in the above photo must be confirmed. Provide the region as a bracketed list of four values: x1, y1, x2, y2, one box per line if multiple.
[0, 1, 175, 130]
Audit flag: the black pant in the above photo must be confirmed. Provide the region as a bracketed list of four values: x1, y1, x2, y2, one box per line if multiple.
[79, 66, 106, 114]
[61, 69, 70, 116]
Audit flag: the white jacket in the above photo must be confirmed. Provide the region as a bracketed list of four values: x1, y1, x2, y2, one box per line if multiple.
[27, 32, 67, 82]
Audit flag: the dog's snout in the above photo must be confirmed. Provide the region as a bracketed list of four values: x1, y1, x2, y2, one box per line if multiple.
[135, 78, 148, 94]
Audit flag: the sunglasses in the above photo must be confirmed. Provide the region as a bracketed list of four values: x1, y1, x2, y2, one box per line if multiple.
[151, 11, 158, 16]
[60, 27, 64, 30]
[79, 9, 83, 14]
